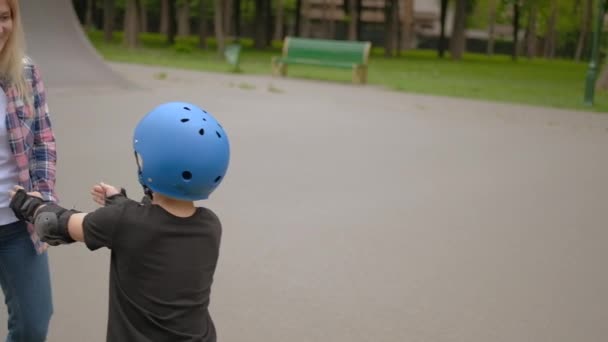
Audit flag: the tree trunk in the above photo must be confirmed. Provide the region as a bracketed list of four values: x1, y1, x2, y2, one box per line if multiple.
[402, 0, 414, 50]
[168, 0, 177, 44]
[487, 0, 497, 55]
[86, 0, 96, 29]
[274, 0, 285, 40]
[525, 2, 538, 58]
[544, 0, 558, 59]
[254, 0, 270, 47]
[295, 0, 302, 36]
[384, 0, 392, 56]
[393, 0, 401, 55]
[348, 0, 357, 40]
[124, 0, 140, 48]
[575, 0, 592, 61]
[103, 0, 115, 42]
[384, 0, 398, 56]
[325, 0, 336, 39]
[140, 0, 148, 33]
[214, 0, 225, 56]
[199, 0, 208, 48]
[266, 0, 273, 45]
[450, 0, 467, 60]
[177, 0, 190, 36]
[438, 0, 448, 58]
[224, 0, 233, 37]
[234, 0, 241, 39]
[160, 0, 169, 35]
[301, 0, 311, 37]
[512, 1, 520, 60]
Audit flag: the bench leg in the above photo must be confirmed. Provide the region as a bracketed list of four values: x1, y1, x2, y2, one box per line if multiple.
[272, 59, 288, 77]
[352, 65, 367, 84]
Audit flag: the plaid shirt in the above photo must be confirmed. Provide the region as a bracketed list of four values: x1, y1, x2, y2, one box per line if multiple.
[1, 59, 57, 254]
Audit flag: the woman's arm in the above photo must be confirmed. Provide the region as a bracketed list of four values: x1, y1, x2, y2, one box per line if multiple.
[29, 64, 57, 202]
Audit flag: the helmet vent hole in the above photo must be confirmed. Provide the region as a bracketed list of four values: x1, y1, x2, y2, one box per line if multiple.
[218, 123, 223, 128]
[181, 118, 189, 123]
[199, 129, 205, 135]
[182, 171, 193, 180]
[216, 131, 222, 138]
[214, 176, 222, 183]
[203, 118, 207, 121]
[183, 107, 191, 111]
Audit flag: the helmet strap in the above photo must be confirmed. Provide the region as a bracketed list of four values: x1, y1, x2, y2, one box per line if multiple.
[134, 150, 154, 202]
[143, 185, 154, 201]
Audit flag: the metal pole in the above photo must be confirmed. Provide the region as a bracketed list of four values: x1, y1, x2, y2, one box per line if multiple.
[584, 0, 607, 106]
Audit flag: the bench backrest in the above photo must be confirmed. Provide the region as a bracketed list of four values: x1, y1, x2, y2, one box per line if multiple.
[283, 37, 371, 65]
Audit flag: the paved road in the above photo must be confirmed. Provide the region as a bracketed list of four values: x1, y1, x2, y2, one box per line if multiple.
[1, 63, 607, 342]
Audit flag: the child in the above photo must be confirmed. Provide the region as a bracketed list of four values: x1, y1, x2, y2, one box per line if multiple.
[9, 101, 230, 342]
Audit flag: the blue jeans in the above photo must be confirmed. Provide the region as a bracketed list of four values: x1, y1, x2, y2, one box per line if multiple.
[0, 221, 53, 342]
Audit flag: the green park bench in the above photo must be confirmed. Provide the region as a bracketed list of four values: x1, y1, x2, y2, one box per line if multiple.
[271, 37, 372, 84]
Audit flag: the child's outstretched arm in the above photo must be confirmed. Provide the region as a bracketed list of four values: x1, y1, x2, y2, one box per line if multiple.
[9, 187, 84, 245]
[9, 185, 126, 248]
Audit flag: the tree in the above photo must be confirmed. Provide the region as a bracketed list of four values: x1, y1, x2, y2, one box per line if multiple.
[325, 0, 337, 39]
[487, 0, 497, 55]
[543, 0, 558, 58]
[199, 0, 208, 48]
[167, 0, 177, 44]
[224, 0, 233, 37]
[140, 0, 148, 33]
[384, 0, 399, 56]
[356, 0, 363, 39]
[295, 0, 303, 36]
[575, 0, 592, 61]
[438, 0, 449, 57]
[525, 1, 538, 58]
[234, 0, 242, 39]
[401, 0, 415, 50]
[348, 0, 358, 40]
[86, 0, 97, 29]
[177, 0, 190, 36]
[103, 0, 115, 42]
[160, 0, 170, 35]
[512, 0, 521, 60]
[214, 0, 225, 56]
[124, 0, 140, 48]
[450, 0, 467, 60]
[274, 0, 285, 41]
[254, 0, 270, 48]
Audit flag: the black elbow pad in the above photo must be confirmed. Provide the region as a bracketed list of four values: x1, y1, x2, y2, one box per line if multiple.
[34, 204, 81, 246]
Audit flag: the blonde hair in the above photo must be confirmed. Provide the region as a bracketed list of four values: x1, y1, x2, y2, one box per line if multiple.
[0, 0, 30, 104]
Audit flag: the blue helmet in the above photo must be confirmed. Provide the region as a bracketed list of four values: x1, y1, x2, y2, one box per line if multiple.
[133, 102, 230, 200]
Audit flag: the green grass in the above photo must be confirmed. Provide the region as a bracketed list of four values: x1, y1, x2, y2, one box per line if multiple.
[87, 30, 608, 113]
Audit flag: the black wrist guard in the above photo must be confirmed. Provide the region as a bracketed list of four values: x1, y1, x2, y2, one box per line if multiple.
[10, 189, 45, 223]
[105, 188, 129, 206]
[34, 204, 81, 246]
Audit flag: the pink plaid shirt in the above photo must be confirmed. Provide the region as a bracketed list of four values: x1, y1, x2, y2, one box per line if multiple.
[2, 59, 57, 254]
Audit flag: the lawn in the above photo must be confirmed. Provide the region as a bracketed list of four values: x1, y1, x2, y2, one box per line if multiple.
[87, 30, 608, 113]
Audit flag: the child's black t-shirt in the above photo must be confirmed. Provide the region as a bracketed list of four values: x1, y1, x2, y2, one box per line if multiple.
[82, 199, 222, 342]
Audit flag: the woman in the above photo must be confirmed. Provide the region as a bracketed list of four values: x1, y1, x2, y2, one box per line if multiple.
[0, 0, 57, 340]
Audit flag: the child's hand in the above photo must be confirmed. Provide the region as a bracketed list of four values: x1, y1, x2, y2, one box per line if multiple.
[91, 182, 120, 206]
